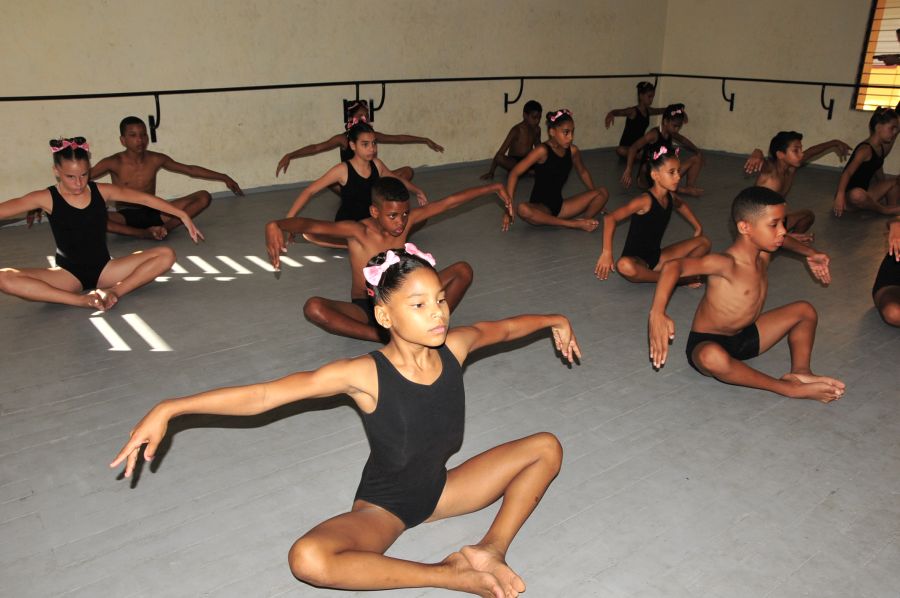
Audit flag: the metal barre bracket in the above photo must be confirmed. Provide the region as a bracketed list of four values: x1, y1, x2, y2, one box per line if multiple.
[504, 78, 524, 113]
[721, 79, 735, 112]
[148, 94, 161, 143]
[820, 85, 834, 120]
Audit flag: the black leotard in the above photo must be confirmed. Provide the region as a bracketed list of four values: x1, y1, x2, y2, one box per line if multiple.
[873, 253, 900, 297]
[336, 160, 378, 222]
[355, 345, 465, 528]
[845, 142, 886, 192]
[618, 106, 650, 148]
[620, 191, 674, 270]
[529, 143, 572, 217]
[47, 182, 111, 290]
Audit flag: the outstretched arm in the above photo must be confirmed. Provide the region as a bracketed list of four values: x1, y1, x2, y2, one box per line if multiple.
[0, 190, 51, 221]
[672, 132, 701, 155]
[674, 195, 703, 236]
[622, 130, 655, 187]
[594, 195, 649, 279]
[604, 107, 636, 128]
[276, 134, 345, 177]
[802, 139, 851, 164]
[265, 218, 363, 269]
[161, 156, 243, 195]
[375, 132, 443, 152]
[833, 145, 869, 217]
[90, 157, 115, 181]
[410, 182, 512, 224]
[743, 149, 767, 175]
[286, 164, 347, 217]
[97, 184, 203, 243]
[109, 357, 372, 478]
[504, 145, 546, 229]
[780, 236, 831, 284]
[375, 159, 428, 205]
[480, 128, 516, 179]
[447, 314, 581, 365]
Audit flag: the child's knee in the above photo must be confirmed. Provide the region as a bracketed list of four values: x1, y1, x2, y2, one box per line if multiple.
[532, 432, 563, 472]
[0, 268, 18, 293]
[450, 261, 474, 284]
[303, 297, 327, 324]
[694, 343, 730, 375]
[696, 235, 712, 253]
[149, 246, 176, 269]
[288, 537, 332, 585]
[616, 257, 637, 278]
[795, 300, 817, 323]
[197, 191, 212, 208]
[595, 186, 609, 200]
[879, 302, 900, 327]
[516, 203, 532, 219]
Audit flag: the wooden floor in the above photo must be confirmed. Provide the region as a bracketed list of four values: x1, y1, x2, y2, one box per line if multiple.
[1, 150, 898, 598]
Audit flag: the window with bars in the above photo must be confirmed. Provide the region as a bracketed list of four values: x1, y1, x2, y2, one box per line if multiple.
[856, 0, 900, 110]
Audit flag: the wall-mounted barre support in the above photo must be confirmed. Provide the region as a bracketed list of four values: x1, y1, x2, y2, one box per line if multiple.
[721, 79, 735, 112]
[371, 83, 386, 114]
[148, 94, 161, 143]
[504, 78, 524, 113]
[820, 85, 835, 120]
[653, 75, 659, 89]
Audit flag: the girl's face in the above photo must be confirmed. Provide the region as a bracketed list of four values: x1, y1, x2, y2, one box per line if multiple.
[548, 120, 575, 148]
[875, 118, 899, 143]
[639, 90, 655, 107]
[349, 132, 378, 161]
[53, 159, 91, 195]
[376, 268, 449, 347]
[650, 157, 681, 192]
[662, 119, 683, 136]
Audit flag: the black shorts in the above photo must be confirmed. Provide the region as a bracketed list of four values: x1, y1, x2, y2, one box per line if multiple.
[685, 324, 760, 373]
[873, 254, 900, 297]
[352, 297, 377, 326]
[120, 207, 164, 229]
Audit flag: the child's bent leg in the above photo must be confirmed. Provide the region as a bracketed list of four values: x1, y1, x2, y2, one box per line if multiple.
[303, 297, 382, 342]
[517, 194, 601, 232]
[438, 262, 474, 312]
[785, 209, 815, 234]
[847, 185, 900, 216]
[96, 247, 176, 303]
[614, 146, 629, 159]
[427, 432, 563, 597]
[679, 154, 705, 195]
[161, 191, 212, 230]
[289, 507, 504, 597]
[0, 267, 95, 308]
[616, 256, 658, 283]
[874, 286, 900, 326]
[556, 188, 609, 220]
[394, 166, 414, 181]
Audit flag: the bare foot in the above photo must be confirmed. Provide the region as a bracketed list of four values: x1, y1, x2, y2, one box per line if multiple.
[461, 544, 526, 598]
[146, 226, 168, 240]
[442, 552, 504, 598]
[679, 185, 704, 197]
[781, 373, 845, 403]
[98, 289, 119, 310]
[571, 218, 599, 232]
[85, 290, 106, 310]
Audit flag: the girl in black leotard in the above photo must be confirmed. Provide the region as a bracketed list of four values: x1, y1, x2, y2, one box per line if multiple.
[595, 146, 710, 283]
[113, 247, 581, 598]
[283, 121, 428, 248]
[506, 109, 609, 231]
[873, 217, 900, 327]
[275, 100, 443, 182]
[833, 107, 900, 217]
[605, 81, 671, 159]
[622, 103, 705, 197]
[0, 137, 201, 311]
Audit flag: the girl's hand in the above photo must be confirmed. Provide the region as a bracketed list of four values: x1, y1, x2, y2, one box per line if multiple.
[109, 404, 170, 478]
[415, 190, 428, 206]
[225, 177, 244, 196]
[621, 170, 633, 188]
[182, 216, 204, 243]
[889, 221, 900, 259]
[806, 252, 831, 285]
[426, 139, 444, 153]
[276, 155, 292, 177]
[832, 194, 846, 217]
[604, 112, 615, 128]
[551, 320, 581, 364]
[594, 251, 615, 280]
[648, 311, 675, 369]
[834, 140, 851, 161]
[496, 187, 514, 219]
[265, 222, 287, 269]
[501, 212, 512, 232]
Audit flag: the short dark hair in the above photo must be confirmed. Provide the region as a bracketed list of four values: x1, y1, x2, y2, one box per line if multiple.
[523, 100, 542, 115]
[371, 177, 410, 206]
[119, 116, 146, 136]
[768, 131, 803, 161]
[731, 186, 785, 224]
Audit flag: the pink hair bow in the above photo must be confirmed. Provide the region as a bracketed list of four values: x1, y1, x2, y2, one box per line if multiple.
[345, 115, 368, 130]
[669, 108, 684, 116]
[50, 139, 90, 153]
[362, 243, 437, 289]
[548, 109, 572, 122]
[652, 146, 680, 161]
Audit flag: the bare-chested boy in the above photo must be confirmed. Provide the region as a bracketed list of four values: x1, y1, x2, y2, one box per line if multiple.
[265, 177, 511, 342]
[648, 186, 845, 403]
[480, 100, 542, 180]
[744, 131, 850, 239]
[92, 116, 243, 240]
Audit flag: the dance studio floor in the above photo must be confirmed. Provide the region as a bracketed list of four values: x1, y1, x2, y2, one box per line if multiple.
[2, 150, 898, 597]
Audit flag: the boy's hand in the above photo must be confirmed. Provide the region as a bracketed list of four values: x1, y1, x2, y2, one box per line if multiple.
[109, 404, 170, 479]
[265, 222, 287, 270]
[182, 217, 204, 243]
[426, 139, 444, 153]
[26, 208, 42, 228]
[415, 190, 428, 206]
[551, 319, 581, 364]
[743, 153, 765, 174]
[594, 251, 615, 280]
[648, 311, 675, 369]
[275, 155, 292, 177]
[806, 252, 831, 285]
[604, 112, 615, 128]
[225, 178, 244, 196]
[620, 170, 633, 188]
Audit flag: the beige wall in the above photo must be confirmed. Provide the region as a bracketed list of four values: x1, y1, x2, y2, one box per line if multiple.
[658, 0, 883, 170]
[0, 0, 665, 199]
